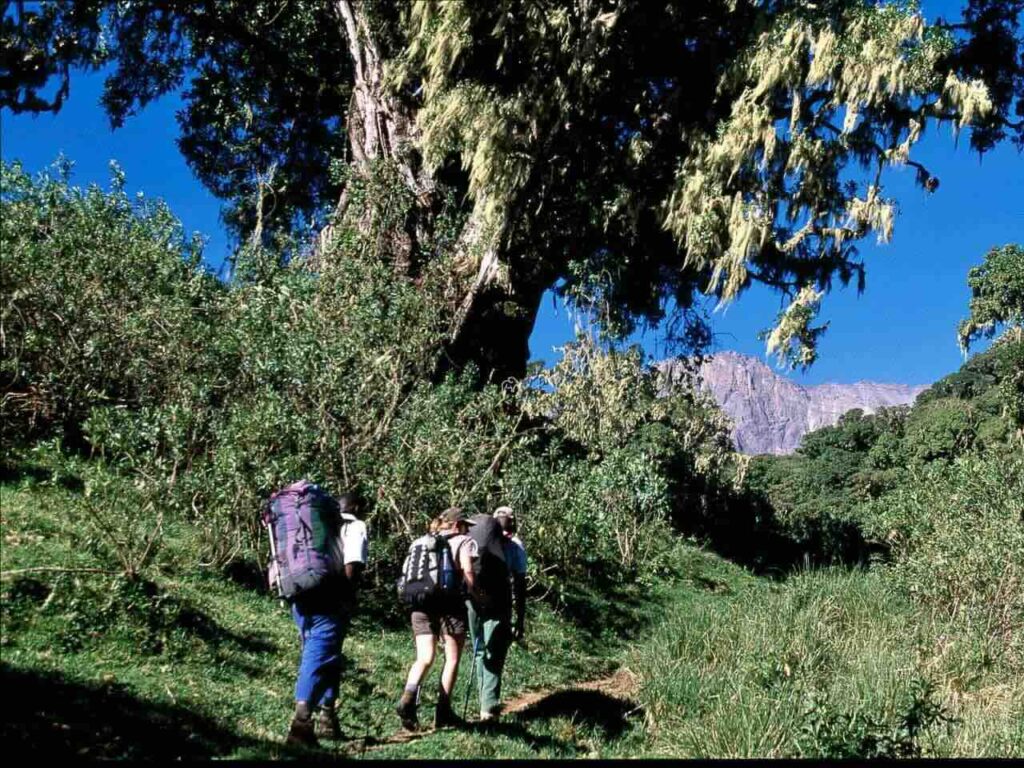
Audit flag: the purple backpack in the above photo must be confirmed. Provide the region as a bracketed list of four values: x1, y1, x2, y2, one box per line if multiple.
[262, 480, 340, 599]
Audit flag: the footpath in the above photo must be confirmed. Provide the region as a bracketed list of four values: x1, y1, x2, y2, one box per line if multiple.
[338, 667, 643, 757]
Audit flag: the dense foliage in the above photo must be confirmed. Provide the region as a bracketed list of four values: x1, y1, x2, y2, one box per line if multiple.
[0, 161, 737, 605]
[1, 164, 1020, 761]
[745, 341, 1021, 555]
[4, 3, 1023, 759]
[957, 243, 1024, 438]
[743, 302, 1023, 689]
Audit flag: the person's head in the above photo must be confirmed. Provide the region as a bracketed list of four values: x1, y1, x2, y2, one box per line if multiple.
[337, 491, 361, 518]
[438, 506, 475, 534]
[493, 506, 516, 534]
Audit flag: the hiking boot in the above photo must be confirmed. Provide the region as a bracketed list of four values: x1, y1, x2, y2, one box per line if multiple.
[433, 697, 466, 729]
[395, 690, 418, 731]
[479, 706, 501, 723]
[286, 701, 319, 749]
[317, 705, 343, 741]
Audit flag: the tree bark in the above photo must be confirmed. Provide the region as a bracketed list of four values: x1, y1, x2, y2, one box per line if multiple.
[324, 0, 433, 275]
[329, 0, 540, 382]
[334, 0, 424, 192]
[437, 273, 547, 384]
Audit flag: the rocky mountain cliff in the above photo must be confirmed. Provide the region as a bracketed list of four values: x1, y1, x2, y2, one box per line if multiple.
[660, 351, 927, 455]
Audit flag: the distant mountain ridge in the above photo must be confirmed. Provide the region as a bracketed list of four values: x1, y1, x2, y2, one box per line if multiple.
[660, 351, 927, 455]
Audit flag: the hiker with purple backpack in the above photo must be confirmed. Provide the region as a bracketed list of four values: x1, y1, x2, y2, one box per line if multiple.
[263, 482, 368, 748]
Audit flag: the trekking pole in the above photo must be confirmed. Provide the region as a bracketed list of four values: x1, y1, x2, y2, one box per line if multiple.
[505, 629, 514, 704]
[265, 520, 286, 609]
[463, 630, 481, 720]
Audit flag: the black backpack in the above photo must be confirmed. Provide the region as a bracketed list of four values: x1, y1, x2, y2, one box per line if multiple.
[468, 515, 510, 614]
[396, 533, 459, 609]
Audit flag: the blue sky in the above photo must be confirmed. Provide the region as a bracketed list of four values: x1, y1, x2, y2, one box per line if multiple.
[531, 130, 1022, 385]
[1, 0, 1020, 387]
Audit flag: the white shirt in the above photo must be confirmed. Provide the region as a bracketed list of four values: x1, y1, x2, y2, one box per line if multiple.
[331, 513, 369, 568]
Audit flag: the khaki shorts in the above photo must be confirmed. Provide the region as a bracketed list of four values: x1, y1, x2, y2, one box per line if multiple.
[410, 604, 468, 637]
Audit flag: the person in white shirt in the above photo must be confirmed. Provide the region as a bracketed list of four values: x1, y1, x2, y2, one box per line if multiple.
[285, 492, 368, 748]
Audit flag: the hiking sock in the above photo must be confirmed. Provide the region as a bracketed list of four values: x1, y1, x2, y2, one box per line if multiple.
[287, 701, 319, 748]
[396, 687, 419, 731]
[479, 704, 502, 723]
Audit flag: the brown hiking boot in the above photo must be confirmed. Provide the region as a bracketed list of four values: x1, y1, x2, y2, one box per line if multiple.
[395, 690, 418, 731]
[433, 696, 466, 729]
[286, 701, 319, 748]
[317, 704, 343, 741]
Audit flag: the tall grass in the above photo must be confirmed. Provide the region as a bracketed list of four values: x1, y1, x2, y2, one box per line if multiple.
[627, 567, 1021, 757]
[3, 448, 1020, 757]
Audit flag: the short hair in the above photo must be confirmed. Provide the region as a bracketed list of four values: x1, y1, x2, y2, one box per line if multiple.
[337, 492, 361, 514]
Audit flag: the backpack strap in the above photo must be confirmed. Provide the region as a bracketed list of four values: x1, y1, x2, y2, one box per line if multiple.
[451, 536, 475, 594]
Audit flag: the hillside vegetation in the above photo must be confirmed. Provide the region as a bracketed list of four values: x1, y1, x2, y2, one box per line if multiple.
[2, 165, 1022, 758]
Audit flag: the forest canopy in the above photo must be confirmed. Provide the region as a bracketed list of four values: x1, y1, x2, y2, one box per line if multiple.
[3, 0, 1022, 380]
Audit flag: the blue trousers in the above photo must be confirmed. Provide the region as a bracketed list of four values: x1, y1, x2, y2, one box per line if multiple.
[291, 600, 350, 707]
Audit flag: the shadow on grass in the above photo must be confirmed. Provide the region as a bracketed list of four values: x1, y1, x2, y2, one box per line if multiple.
[466, 719, 571, 754]
[0, 663, 295, 759]
[0, 460, 83, 492]
[106, 578, 277, 661]
[511, 688, 639, 739]
[221, 558, 271, 594]
[348, 720, 571, 757]
[668, 474, 877, 579]
[3, 575, 275, 678]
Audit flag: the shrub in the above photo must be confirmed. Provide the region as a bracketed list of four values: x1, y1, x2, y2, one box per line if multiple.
[0, 160, 221, 447]
[861, 453, 1024, 652]
[2, 160, 736, 594]
[515, 335, 733, 583]
[902, 398, 980, 464]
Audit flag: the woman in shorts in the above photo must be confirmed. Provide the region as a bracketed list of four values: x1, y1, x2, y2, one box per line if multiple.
[395, 507, 478, 730]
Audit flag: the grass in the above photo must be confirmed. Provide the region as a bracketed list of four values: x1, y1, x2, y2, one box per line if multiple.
[0, 474, 653, 759]
[622, 566, 1023, 758]
[2, 463, 1021, 759]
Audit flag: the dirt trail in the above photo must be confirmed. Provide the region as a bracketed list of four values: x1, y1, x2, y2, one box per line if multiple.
[500, 667, 639, 715]
[341, 667, 640, 756]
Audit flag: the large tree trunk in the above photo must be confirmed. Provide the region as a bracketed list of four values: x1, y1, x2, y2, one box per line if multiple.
[330, 0, 539, 382]
[333, 0, 424, 190]
[324, 0, 433, 275]
[438, 276, 547, 383]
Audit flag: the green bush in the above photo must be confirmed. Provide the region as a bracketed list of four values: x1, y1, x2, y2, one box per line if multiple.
[861, 454, 1024, 654]
[514, 336, 733, 583]
[1, 160, 221, 447]
[902, 398, 980, 464]
[2, 160, 733, 597]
